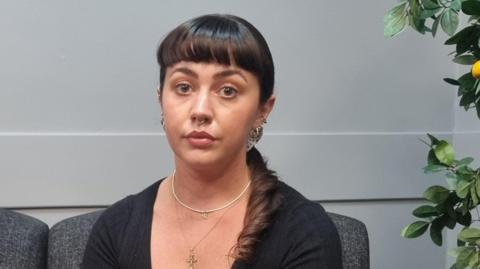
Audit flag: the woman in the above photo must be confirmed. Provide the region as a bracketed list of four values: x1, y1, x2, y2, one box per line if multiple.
[82, 14, 342, 269]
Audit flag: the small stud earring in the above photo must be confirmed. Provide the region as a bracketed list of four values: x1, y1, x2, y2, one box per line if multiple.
[160, 113, 165, 129]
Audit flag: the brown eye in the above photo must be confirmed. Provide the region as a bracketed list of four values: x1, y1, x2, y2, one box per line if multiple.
[218, 86, 237, 98]
[175, 83, 192, 94]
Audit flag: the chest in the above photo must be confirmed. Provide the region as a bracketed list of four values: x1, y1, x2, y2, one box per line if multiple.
[150, 205, 246, 269]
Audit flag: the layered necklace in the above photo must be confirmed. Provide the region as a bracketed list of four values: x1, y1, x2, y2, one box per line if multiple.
[171, 170, 251, 220]
[171, 171, 251, 269]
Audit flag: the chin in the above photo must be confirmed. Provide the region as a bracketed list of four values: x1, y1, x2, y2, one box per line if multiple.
[180, 156, 222, 171]
[176, 148, 221, 166]
[176, 146, 245, 170]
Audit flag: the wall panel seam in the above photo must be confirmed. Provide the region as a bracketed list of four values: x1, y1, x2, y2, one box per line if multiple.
[4, 197, 427, 210]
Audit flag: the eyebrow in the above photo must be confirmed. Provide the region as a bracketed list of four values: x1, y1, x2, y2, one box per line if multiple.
[170, 67, 248, 82]
[213, 70, 248, 82]
[171, 67, 198, 78]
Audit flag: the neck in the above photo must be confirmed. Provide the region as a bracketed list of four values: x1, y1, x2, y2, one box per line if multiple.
[171, 156, 251, 209]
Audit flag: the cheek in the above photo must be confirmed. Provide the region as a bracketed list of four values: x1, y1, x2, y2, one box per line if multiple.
[161, 94, 186, 125]
[220, 107, 257, 138]
[161, 105, 185, 143]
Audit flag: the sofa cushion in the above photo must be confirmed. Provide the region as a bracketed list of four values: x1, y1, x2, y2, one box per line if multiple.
[48, 210, 103, 269]
[0, 208, 48, 269]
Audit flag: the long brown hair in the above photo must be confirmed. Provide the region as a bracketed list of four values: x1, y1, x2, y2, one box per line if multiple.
[156, 14, 284, 263]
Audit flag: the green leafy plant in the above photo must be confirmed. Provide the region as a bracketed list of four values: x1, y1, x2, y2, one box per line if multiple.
[401, 134, 479, 268]
[384, 0, 480, 118]
[384, 1, 480, 268]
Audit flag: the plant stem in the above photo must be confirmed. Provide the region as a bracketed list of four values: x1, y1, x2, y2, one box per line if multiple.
[438, 0, 449, 9]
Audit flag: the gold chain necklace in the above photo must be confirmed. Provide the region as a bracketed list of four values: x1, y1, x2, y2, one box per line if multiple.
[174, 194, 230, 269]
[171, 170, 251, 220]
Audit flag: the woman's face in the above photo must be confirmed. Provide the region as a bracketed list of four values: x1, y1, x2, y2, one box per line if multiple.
[160, 61, 274, 169]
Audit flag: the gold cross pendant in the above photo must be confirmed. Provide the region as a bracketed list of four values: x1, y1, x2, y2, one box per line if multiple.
[186, 249, 198, 269]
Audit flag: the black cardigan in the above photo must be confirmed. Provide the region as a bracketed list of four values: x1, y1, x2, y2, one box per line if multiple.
[81, 178, 343, 269]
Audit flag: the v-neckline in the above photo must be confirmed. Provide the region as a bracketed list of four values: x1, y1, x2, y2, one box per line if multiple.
[146, 177, 242, 269]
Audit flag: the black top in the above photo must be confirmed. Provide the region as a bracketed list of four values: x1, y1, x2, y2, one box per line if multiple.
[81, 179, 343, 269]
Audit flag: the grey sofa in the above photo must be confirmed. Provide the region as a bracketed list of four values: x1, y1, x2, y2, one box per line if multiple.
[0, 208, 48, 269]
[1, 209, 369, 269]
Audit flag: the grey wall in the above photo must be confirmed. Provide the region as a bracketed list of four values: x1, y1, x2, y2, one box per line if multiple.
[1, 0, 465, 268]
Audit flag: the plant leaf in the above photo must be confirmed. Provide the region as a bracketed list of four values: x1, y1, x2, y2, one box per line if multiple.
[423, 164, 446, 173]
[444, 78, 461, 85]
[434, 140, 455, 165]
[462, 0, 480, 16]
[457, 247, 476, 269]
[459, 228, 480, 242]
[430, 218, 444, 246]
[457, 157, 474, 168]
[432, 14, 442, 37]
[422, 0, 441, 9]
[446, 215, 457, 229]
[445, 25, 475, 45]
[468, 252, 479, 268]
[453, 55, 477, 65]
[450, 0, 462, 12]
[456, 210, 472, 226]
[460, 91, 476, 108]
[441, 8, 459, 36]
[424, 185, 451, 203]
[420, 7, 442, 19]
[401, 221, 429, 238]
[476, 102, 480, 120]
[470, 183, 479, 206]
[475, 177, 480, 199]
[449, 247, 463, 258]
[427, 133, 440, 145]
[409, 14, 428, 34]
[410, 0, 423, 18]
[428, 149, 441, 165]
[446, 172, 459, 189]
[458, 72, 476, 89]
[384, 2, 409, 37]
[456, 30, 477, 55]
[413, 205, 440, 218]
[456, 179, 472, 198]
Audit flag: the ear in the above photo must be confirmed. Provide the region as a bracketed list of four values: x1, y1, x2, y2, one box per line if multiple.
[156, 86, 163, 108]
[255, 95, 276, 126]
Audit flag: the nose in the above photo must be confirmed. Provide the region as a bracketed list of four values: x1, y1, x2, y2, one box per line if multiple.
[190, 89, 213, 126]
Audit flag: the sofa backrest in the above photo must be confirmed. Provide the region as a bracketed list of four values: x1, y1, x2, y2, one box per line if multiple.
[0, 208, 369, 269]
[48, 210, 102, 269]
[0, 208, 48, 269]
[329, 212, 370, 269]
[48, 210, 369, 269]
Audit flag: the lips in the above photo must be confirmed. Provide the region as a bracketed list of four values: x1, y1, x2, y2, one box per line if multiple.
[186, 131, 215, 139]
[185, 131, 216, 147]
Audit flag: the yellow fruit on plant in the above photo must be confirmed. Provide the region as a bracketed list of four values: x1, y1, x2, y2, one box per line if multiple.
[472, 60, 480, 79]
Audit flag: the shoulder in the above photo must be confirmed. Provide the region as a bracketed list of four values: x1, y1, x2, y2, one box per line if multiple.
[93, 178, 163, 237]
[94, 179, 162, 229]
[100, 179, 162, 221]
[274, 181, 343, 268]
[276, 180, 338, 239]
[82, 179, 164, 267]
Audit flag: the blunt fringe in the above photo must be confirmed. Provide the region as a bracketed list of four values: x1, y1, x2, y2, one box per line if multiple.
[157, 14, 274, 104]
